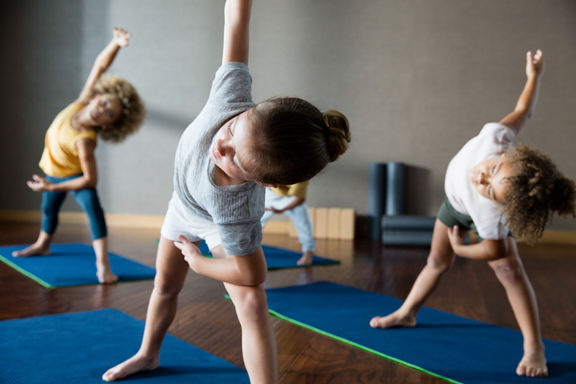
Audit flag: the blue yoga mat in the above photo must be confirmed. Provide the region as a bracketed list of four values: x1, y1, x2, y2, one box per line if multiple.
[0, 243, 156, 288]
[197, 241, 339, 269]
[265, 282, 576, 384]
[0, 309, 249, 384]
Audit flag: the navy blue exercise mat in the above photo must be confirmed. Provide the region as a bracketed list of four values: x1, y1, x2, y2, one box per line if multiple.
[0, 309, 249, 384]
[197, 241, 339, 269]
[0, 243, 155, 288]
[265, 282, 576, 384]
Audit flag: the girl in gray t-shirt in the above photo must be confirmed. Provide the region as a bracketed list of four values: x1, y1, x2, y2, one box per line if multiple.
[103, 1, 351, 383]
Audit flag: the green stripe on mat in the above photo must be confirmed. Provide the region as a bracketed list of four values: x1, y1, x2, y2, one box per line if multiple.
[224, 293, 459, 383]
[0, 254, 54, 289]
[267, 308, 462, 384]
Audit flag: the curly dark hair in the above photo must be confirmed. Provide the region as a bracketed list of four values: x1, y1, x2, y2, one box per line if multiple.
[92, 75, 145, 143]
[246, 97, 351, 185]
[503, 144, 575, 243]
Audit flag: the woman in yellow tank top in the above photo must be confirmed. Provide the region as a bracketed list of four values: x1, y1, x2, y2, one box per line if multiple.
[13, 27, 145, 284]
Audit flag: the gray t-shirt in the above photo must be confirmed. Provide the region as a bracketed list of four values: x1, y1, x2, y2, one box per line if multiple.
[173, 62, 264, 256]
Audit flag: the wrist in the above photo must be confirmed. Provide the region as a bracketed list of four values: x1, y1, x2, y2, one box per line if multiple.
[452, 242, 464, 253]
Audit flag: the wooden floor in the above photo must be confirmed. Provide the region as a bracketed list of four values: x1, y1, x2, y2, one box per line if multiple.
[1, 221, 575, 383]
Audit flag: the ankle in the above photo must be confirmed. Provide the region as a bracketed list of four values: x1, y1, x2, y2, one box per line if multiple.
[524, 340, 545, 354]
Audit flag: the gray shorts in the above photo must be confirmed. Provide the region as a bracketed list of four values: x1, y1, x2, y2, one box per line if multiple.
[437, 198, 482, 241]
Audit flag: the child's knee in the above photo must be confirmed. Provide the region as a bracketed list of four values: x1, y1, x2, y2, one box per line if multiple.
[232, 288, 268, 319]
[489, 257, 522, 283]
[426, 253, 454, 273]
[153, 277, 184, 297]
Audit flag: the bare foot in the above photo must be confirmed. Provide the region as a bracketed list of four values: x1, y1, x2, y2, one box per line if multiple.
[516, 348, 548, 377]
[97, 266, 119, 284]
[297, 251, 314, 266]
[12, 243, 50, 257]
[369, 311, 416, 329]
[102, 353, 159, 382]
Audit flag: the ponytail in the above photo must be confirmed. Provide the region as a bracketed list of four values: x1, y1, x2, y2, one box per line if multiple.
[323, 110, 351, 162]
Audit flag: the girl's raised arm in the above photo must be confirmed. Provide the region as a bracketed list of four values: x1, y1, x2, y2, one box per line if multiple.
[222, 0, 253, 65]
[499, 50, 544, 135]
[76, 27, 131, 104]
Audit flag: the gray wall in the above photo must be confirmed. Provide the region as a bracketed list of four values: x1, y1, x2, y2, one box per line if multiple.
[1, 0, 575, 230]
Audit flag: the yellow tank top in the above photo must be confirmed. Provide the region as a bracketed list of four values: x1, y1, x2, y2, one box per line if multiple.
[271, 181, 309, 199]
[39, 103, 98, 177]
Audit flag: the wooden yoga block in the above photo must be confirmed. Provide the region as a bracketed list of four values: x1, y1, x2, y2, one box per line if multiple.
[262, 207, 355, 240]
[309, 207, 355, 240]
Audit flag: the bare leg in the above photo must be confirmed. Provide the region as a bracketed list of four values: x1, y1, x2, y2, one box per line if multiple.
[370, 219, 455, 328]
[488, 239, 547, 377]
[204, 244, 278, 383]
[102, 236, 189, 382]
[93, 237, 118, 284]
[12, 230, 52, 257]
[297, 251, 314, 266]
[224, 282, 278, 384]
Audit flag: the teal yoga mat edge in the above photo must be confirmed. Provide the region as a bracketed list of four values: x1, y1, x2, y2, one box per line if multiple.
[0, 244, 156, 288]
[267, 309, 461, 384]
[0, 254, 54, 289]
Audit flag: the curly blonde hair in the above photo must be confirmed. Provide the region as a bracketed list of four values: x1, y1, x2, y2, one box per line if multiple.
[92, 74, 145, 143]
[503, 144, 575, 243]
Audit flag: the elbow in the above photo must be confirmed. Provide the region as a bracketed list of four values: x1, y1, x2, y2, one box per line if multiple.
[85, 180, 97, 189]
[482, 241, 509, 261]
[241, 267, 266, 287]
[83, 176, 98, 189]
[237, 262, 266, 287]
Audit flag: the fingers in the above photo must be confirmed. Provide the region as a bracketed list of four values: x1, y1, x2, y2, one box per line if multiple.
[534, 49, 543, 62]
[177, 234, 190, 244]
[173, 235, 194, 252]
[527, 49, 544, 66]
[113, 27, 132, 46]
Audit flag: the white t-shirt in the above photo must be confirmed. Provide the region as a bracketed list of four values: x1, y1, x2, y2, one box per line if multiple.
[444, 122, 516, 240]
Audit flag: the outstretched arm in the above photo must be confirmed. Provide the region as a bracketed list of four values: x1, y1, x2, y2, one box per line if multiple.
[76, 27, 132, 104]
[222, 0, 253, 64]
[499, 50, 544, 135]
[175, 235, 267, 286]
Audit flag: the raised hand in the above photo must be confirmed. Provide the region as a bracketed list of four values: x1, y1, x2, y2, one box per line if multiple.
[112, 27, 132, 47]
[526, 49, 544, 79]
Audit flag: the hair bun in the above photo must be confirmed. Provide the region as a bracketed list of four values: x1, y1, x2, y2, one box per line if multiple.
[323, 110, 351, 162]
